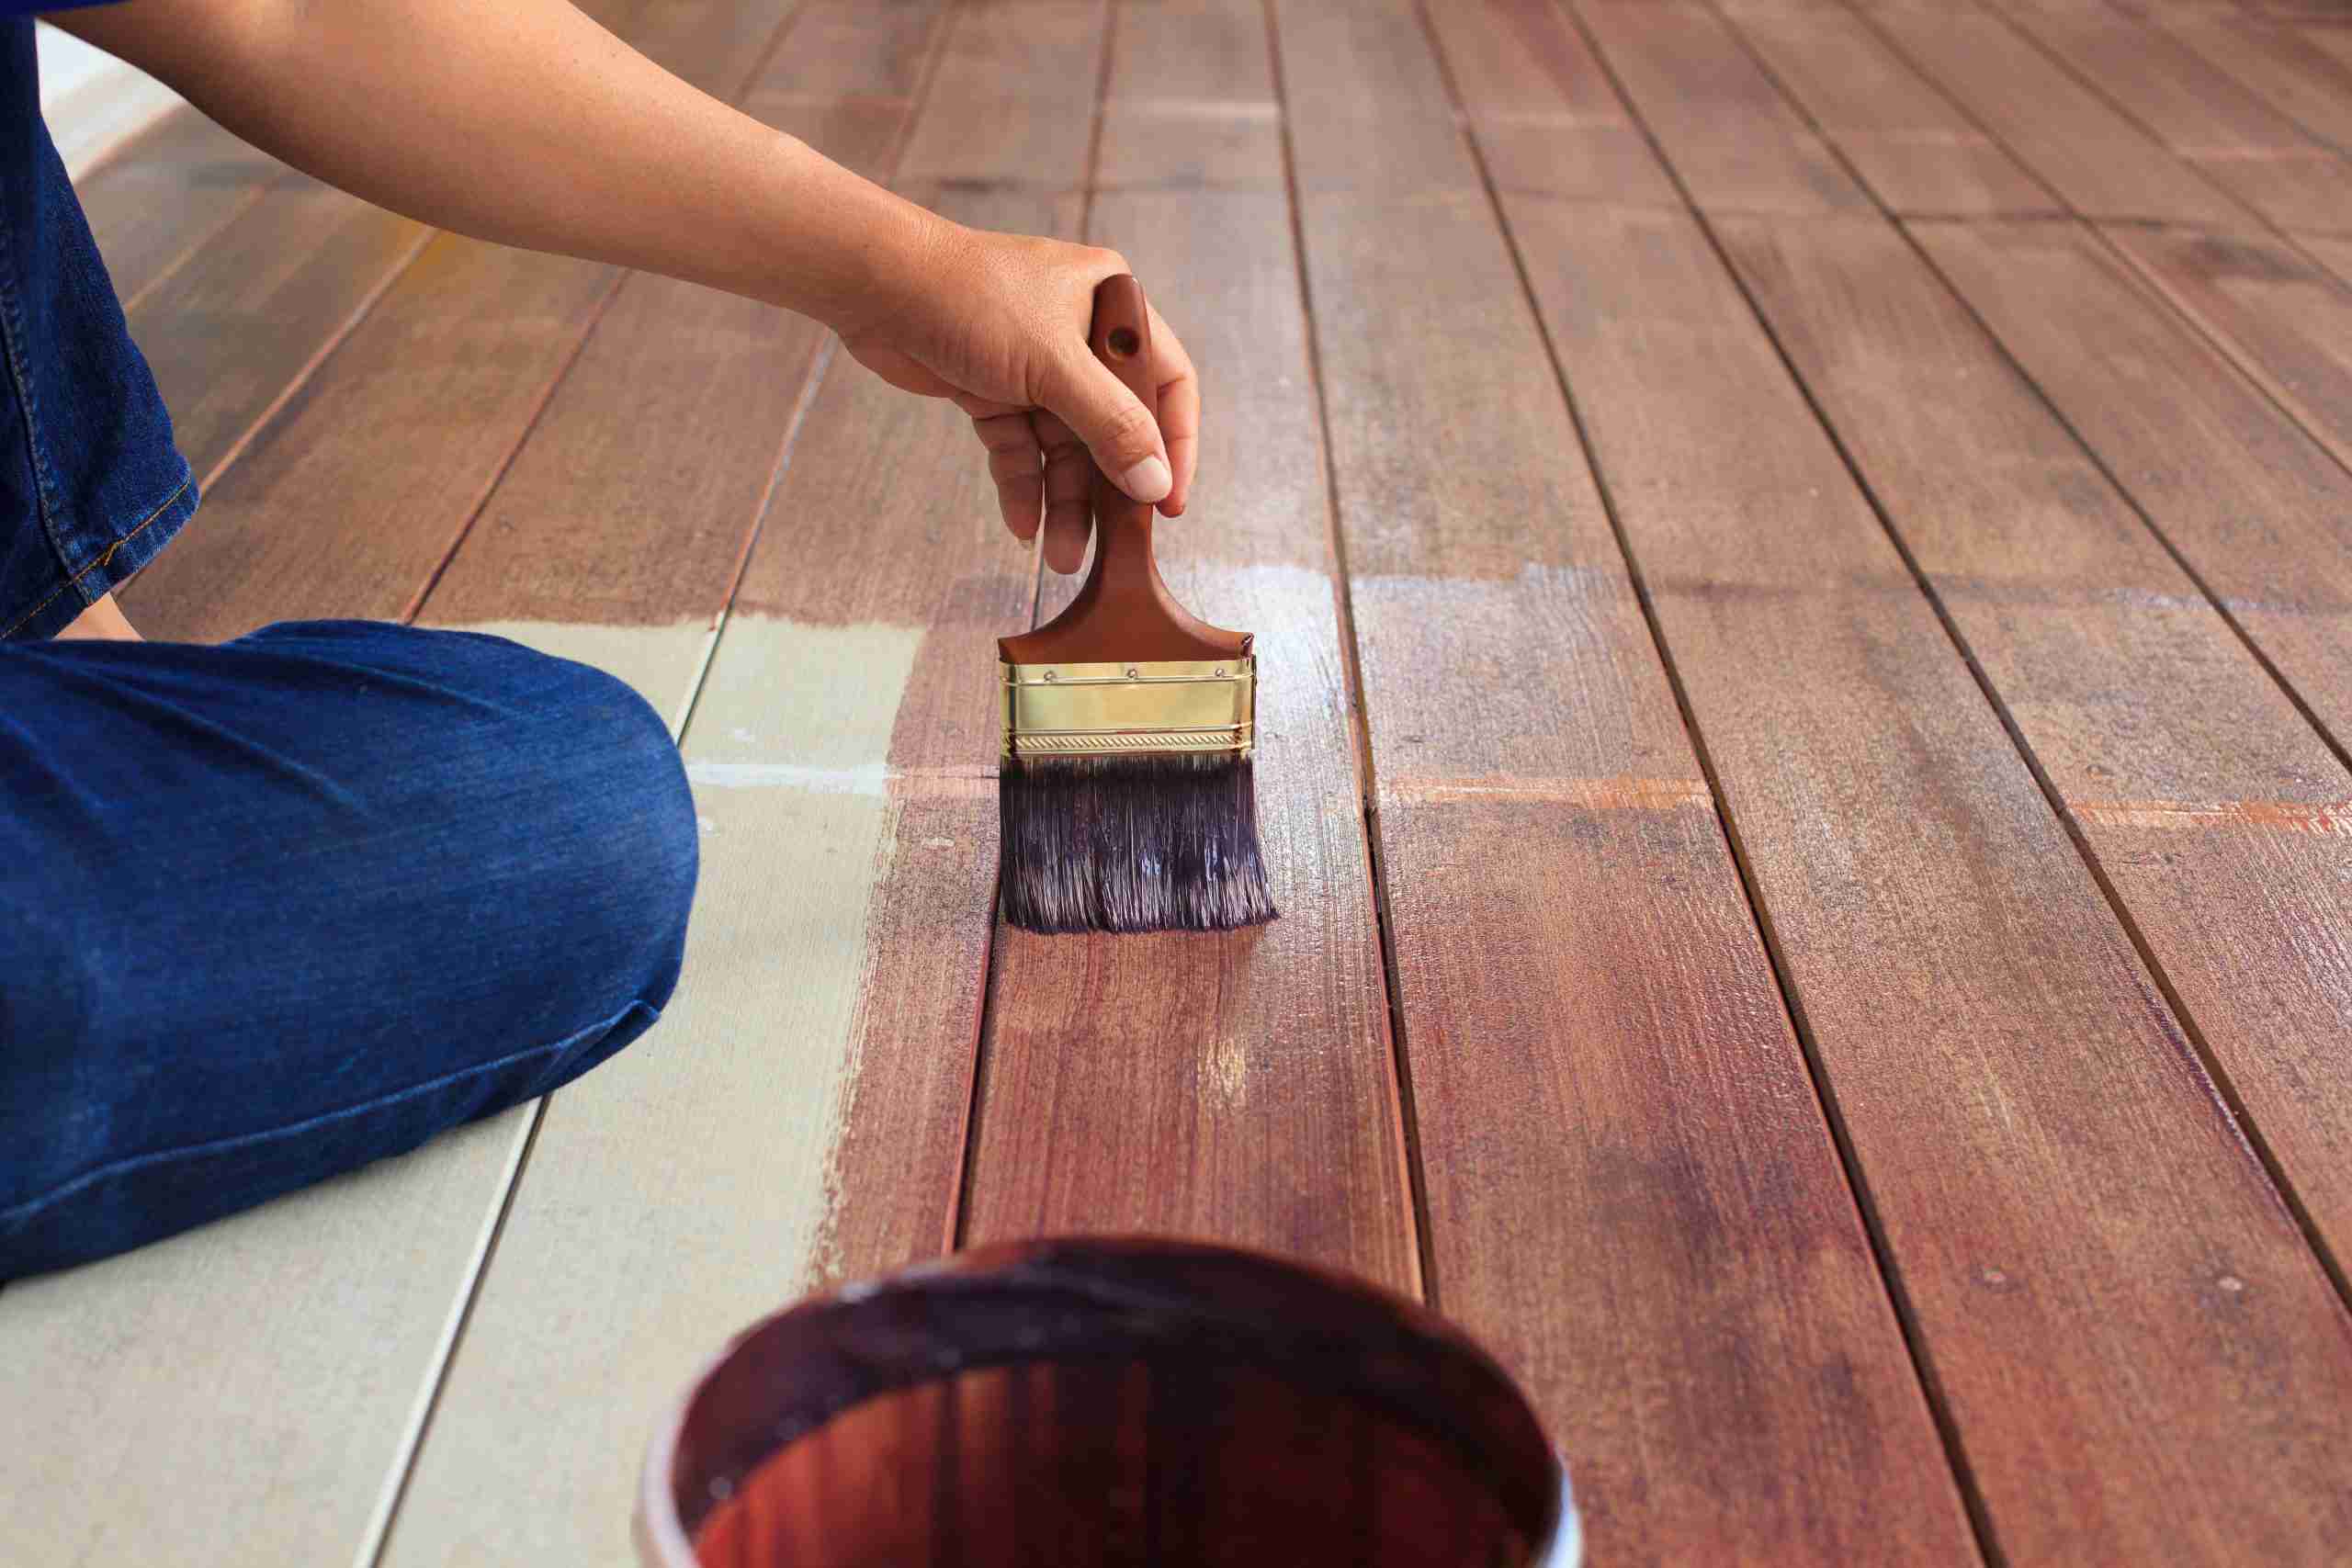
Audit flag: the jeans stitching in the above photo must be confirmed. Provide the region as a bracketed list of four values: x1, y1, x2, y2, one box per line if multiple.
[0, 168, 64, 557]
[0, 471, 191, 638]
[0, 999, 657, 1228]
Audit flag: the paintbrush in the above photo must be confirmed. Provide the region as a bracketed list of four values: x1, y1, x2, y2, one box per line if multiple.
[996, 274, 1277, 935]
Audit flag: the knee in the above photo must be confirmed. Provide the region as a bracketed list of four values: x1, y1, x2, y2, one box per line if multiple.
[522, 654, 700, 1016]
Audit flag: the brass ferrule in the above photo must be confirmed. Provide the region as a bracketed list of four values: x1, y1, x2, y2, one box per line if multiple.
[1001, 657, 1257, 759]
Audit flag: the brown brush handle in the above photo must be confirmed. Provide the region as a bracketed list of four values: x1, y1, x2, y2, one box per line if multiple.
[998, 276, 1250, 666]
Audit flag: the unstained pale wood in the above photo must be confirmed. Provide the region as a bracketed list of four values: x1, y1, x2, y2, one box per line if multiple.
[965, 6, 1415, 1280]
[1510, 193, 2352, 1566]
[1913, 218, 2352, 756]
[1720, 2, 2058, 215]
[1722, 203, 2352, 1363]
[1277, 2, 1977, 1561]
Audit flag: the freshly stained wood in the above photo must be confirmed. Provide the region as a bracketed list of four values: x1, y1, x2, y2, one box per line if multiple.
[1574, 0, 1871, 215]
[1721, 204, 2352, 1348]
[2165, 11, 2352, 154]
[1720, 2, 2057, 216]
[962, 109, 1415, 1277]
[126, 175, 427, 486]
[1914, 218, 2352, 753]
[1098, 0, 1283, 190]
[75, 106, 278, 308]
[2001, 6, 2352, 232]
[1272, 2, 1976, 1560]
[1864, 6, 2249, 225]
[1420, 0, 1677, 205]
[2303, 231, 2352, 287]
[2104, 225, 2352, 476]
[1510, 194, 2352, 1566]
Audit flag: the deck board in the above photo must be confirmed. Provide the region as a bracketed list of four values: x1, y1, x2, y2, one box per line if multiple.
[1861, 4, 2253, 226]
[1914, 220, 2352, 756]
[1283, 3, 1978, 1561]
[1998, 6, 2352, 233]
[962, 0, 1418, 1280]
[1721, 204, 2352, 1355]
[16, 3, 2352, 1562]
[1503, 192, 2352, 1562]
[1718, 2, 2060, 216]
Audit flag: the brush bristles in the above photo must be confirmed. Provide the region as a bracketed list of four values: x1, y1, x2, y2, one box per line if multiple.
[999, 752, 1278, 934]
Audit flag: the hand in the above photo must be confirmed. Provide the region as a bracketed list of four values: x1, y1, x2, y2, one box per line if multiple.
[840, 223, 1200, 574]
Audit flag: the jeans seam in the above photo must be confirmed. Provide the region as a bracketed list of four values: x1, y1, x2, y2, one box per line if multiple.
[0, 180, 64, 558]
[0, 999, 656, 1228]
[0, 471, 190, 638]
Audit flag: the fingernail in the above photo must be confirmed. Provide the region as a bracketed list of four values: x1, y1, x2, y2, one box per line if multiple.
[1120, 456, 1172, 503]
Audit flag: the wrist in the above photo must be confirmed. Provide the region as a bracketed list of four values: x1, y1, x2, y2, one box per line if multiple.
[762, 143, 963, 344]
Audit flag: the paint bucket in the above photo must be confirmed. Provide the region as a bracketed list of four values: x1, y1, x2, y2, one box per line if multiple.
[635, 1236, 1578, 1567]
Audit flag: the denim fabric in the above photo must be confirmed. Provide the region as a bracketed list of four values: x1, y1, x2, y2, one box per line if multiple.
[0, 621, 699, 1278]
[0, 14, 198, 641]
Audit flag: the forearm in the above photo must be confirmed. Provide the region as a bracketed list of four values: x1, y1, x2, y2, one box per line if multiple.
[52, 0, 942, 333]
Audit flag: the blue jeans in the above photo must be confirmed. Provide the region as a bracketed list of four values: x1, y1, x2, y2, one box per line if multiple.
[0, 13, 198, 640]
[1, 621, 699, 1278]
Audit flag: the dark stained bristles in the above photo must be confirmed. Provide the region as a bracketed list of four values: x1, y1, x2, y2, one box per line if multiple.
[999, 753, 1278, 934]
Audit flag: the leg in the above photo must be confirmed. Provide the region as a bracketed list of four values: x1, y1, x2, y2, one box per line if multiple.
[0, 621, 698, 1278]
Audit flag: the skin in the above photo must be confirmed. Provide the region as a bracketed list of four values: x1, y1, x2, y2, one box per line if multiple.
[48, 0, 1203, 639]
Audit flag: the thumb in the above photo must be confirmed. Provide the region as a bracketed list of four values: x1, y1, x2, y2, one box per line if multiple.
[1041, 350, 1172, 505]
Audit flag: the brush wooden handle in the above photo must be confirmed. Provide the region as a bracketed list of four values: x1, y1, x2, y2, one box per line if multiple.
[998, 276, 1250, 666]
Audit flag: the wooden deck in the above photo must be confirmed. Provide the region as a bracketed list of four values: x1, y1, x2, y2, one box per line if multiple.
[9, 0, 2352, 1562]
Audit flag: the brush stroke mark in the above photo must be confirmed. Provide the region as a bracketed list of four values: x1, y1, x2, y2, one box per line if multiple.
[1383, 773, 1714, 810]
[2072, 798, 2352, 838]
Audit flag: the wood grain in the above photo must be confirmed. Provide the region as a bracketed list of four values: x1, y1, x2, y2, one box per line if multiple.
[1913, 218, 2352, 756]
[1419, 0, 1678, 206]
[74, 106, 279, 309]
[2165, 11, 2352, 154]
[2302, 230, 2352, 287]
[1719, 2, 2059, 216]
[2000, 6, 2352, 232]
[1279, 3, 1979, 1561]
[1574, 0, 1871, 215]
[125, 175, 428, 485]
[1510, 192, 2352, 1566]
[116, 233, 619, 642]
[961, 96, 1416, 1280]
[1863, 5, 2252, 225]
[2103, 225, 2352, 477]
[1721, 204, 2352, 1364]
[896, 1, 1105, 186]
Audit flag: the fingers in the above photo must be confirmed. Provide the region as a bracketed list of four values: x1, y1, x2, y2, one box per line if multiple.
[1147, 301, 1199, 517]
[1034, 412, 1094, 574]
[1038, 349, 1170, 507]
[972, 412, 1043, 540]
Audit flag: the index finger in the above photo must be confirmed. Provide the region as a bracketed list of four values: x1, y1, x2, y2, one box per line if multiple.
[1147, 301, 1199, 518]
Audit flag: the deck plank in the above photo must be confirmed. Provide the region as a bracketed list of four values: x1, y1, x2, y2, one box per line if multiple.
[1506, 190, 2352, 1566]
[896, 0, 1104, 186]
[1913, 219, 2352, 755]
[74, 107, 280, 309]
[1861, 5, 2251, 226]
[1419, 0, 1679, 206]
[962, 1, 1416, 1280]
[1574, 0, 1871, 215]
[4, 7, 812, 1567]
[1274, 2, 1979, 1561]
[1717, 2, 2058, 216]
[1721, 203, 2352, 1365]
[2165, 12, 2352, 155]
[377, 11, 1021, 1564]
[1999, 6, 2352, 233]
[2102, 225, 2352, 478]
[2302, 230, 2352, 288]
[125, 175, 428, 487]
